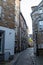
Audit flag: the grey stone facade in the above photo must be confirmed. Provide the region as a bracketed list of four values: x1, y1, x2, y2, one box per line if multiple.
[15, 12, 28, 52]
[31, 0, 43, 55]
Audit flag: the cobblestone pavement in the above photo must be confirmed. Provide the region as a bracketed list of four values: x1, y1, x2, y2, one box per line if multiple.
[14, 48, 34, 65]
[0, 48, 43, 65]
[0, 53, 20, 65]
[34, 56, 43, 65]
[14, 48, 43, 65]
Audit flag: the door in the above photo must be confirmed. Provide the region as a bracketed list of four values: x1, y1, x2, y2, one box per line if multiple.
[0, 31, 4, 53]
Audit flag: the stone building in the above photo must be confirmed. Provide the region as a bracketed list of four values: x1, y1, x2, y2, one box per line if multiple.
[0, 0, 21, 61]
[31, 0, 43, 55]
[20, 12, 28, 51]
[14, 0, 21, 52]
[15, 12, 28, 52]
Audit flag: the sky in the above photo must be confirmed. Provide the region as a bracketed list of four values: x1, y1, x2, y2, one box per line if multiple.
[20, 0, 41, 34]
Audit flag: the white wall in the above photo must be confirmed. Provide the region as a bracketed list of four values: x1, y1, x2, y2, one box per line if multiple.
[0, 26, 15, 55]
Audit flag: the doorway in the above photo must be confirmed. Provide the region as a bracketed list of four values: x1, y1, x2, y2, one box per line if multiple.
[0, 31, 4, 53]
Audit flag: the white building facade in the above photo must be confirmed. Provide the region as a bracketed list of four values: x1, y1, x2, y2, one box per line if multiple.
[0, 26, 15, 61]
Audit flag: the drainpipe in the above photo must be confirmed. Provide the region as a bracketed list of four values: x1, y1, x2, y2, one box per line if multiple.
[35, 31, 39, 56]
[18, 0, 21, 52]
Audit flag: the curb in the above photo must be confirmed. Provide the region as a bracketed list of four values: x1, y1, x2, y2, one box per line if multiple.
[9, 53, 20, 65]
[13, 53, 20, 65]
[6, 49, 28, 65]
[14, 52, 23, 65]
[9, 52, 23, 65]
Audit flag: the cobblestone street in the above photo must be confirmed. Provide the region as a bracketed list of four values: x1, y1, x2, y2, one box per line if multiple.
[14, 48, 34, 65]
[34, 56, 43, 65]
[0, 48, 43, 65]
[14, 48, 43, 65]
[0, 0, 43, 65]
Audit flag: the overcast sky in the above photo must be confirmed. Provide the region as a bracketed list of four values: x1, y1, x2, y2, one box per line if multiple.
[20, 0, 41, 34]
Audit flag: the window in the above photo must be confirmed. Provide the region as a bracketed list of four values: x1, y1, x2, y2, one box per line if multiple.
[2, 14, 5, 21]
[2, 14, 5, 18]
[39, 21, 43, 25]
[0, 32, 4, 53]
[39, 10, 43, 13]
[0, 33, 2, 52]
[3, 0, 6, 2]
[0, 6, 2, 14]
[0, 6, 2, 20]
[6, 6, 10, 10]
[38, 21, 43, 31]
[0, 39, 1, 51]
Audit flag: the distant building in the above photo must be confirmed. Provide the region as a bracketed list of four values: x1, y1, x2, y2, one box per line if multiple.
[31, 0, 43, 55]
[29, 34, 33, 39]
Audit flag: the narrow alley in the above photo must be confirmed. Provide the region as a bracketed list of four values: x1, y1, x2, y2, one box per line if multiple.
[0, 48, 35, 65]
[14, 48, 43, 65]
[0, 48, 43, 65]
[0, 0, 43, 65]
[14, 48, 34, 65]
